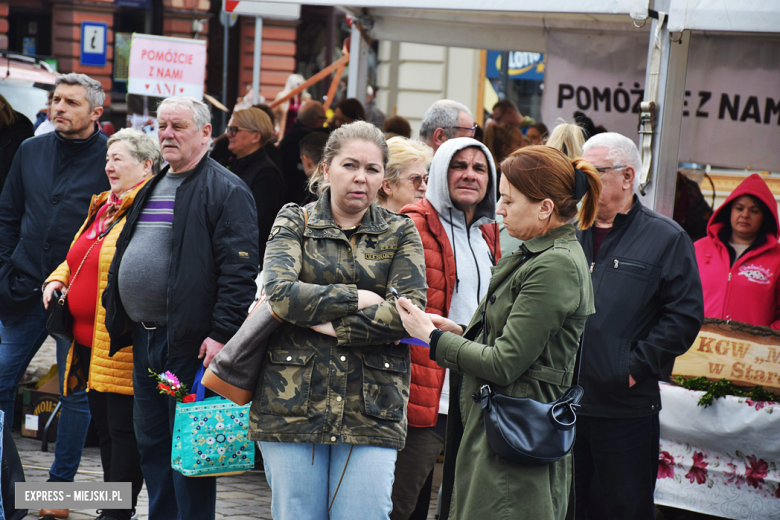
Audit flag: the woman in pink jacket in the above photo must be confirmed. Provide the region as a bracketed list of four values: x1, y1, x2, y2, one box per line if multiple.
[695, 173, 780, 329]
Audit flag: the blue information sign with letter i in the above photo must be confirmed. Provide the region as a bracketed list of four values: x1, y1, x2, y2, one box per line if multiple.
[80, 22, 107, 67]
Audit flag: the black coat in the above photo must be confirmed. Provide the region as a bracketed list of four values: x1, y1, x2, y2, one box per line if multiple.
[211, 134, 281, 171]
[576, 197, 704, 417]
[0, 126, 109, 321]
[228, 147, 286, 262]
[278, 121, 322, 204]
[103, 154, 260, 358]
[0, 111, 34, 194]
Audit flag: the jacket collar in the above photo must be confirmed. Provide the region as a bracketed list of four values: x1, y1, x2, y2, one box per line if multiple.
[232, 146, 267, 169]
[522, 223, 577, 254]
[157, 150, 212, 184]
[54, 123, 102, 150]
[610, 195, 643, 230]
[305, 188, 389, 236]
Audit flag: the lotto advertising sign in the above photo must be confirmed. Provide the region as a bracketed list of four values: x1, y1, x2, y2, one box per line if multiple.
[127, 34, 207, 99]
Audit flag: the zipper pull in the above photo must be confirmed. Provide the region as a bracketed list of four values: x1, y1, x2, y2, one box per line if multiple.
[614, 259, 619, 269]
[589, 262, 595, 273]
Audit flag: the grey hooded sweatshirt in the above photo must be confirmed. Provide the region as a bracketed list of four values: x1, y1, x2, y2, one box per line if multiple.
[427, 137, 498, 414]
[427, 137, 498, 329]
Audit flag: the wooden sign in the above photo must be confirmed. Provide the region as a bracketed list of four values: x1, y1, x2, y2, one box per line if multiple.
[673, 318, 780, 391]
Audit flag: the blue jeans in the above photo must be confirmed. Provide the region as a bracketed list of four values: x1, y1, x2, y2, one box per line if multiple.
[0, 303, 90, 483]
[132, 325, 216, 520]
[259, 441, 397, 520]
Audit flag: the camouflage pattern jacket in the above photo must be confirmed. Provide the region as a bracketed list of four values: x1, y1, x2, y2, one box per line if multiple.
[249, 189, 427, 449]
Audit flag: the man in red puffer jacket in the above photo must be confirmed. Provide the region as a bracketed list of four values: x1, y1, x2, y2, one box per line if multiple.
[391, 137, 500, 520]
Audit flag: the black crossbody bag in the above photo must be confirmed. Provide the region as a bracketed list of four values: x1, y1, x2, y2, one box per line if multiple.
[471, 252, 585, 465]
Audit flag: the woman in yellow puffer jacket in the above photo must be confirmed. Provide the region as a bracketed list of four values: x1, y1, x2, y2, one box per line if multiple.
[43, 129, 161, 520]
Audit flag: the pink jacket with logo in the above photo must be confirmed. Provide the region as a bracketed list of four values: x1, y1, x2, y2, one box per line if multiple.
[694, 173, 780, 329]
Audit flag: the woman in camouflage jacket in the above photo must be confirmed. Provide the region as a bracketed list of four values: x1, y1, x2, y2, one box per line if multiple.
[250, 121, 427, 520]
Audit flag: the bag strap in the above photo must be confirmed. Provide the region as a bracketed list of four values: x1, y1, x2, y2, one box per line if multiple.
[61, 214, 126, 303]
[192, 365, 207, 402]
[480, 247, 585, 388]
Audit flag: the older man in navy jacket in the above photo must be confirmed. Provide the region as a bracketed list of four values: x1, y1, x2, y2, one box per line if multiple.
[575, 132, 704, 520]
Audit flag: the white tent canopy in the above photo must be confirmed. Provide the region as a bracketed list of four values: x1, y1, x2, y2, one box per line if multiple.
[288, 0, 650, 52]
[668, 0, 780, 33]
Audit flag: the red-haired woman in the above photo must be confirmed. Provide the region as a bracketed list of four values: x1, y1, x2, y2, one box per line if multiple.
[395, 145, 602, 520]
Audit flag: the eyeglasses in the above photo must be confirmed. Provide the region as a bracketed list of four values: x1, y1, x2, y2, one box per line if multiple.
[595, 165, 627, 174]
[447, 123, 478, 137]
[402, 174, 429, 189]
[226, 126, 253, 137]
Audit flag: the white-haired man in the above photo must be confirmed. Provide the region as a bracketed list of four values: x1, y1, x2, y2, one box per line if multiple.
[103, 97, 259, 519]
[419, 100, 476, 152]
[574, 133, 703, 519]
[0, 72, 110, 520]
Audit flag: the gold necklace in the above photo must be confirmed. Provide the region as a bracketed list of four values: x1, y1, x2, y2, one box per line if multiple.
[339, 224, 359, 231]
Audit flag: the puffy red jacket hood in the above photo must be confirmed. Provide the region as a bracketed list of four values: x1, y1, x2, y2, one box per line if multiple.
[706, 173, 778, 244]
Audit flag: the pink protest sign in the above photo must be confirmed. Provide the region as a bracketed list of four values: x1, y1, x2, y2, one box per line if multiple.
[127, 34, 207, 99]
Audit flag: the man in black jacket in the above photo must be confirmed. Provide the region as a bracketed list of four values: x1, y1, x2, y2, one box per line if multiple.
[575, 133, 704, 520]
[277, 100, 327, 203]
[0, 73, 109, 518]
[103, 96, 259, 520]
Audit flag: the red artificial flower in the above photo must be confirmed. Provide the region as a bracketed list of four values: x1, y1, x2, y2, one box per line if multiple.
[746, 399, 775, 411]
[658, 451, 675, 480]
[724, 462, 746, 489]
[158, 382, 172, 394]
[685, 451, 708, 485]
[182, 394, 197, 403]
[745, 455, 768, 489]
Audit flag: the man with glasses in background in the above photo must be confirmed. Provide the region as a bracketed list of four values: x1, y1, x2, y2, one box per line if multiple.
[392, 136, 500, 520]
[574, 132, 703, 519]
[419, 100, 476, 153]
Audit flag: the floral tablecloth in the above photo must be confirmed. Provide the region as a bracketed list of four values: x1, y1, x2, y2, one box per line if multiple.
[655, 382, 780, 519]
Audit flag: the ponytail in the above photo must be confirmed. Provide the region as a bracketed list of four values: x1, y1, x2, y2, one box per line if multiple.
[546, 121, 586, 159]
[571, 157, 601, 230]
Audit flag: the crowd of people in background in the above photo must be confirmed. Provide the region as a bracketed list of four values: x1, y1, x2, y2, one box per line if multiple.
[0, 68, 777, 520]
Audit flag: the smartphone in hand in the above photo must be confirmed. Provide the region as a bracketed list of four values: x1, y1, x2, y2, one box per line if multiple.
[389, 287, 401, 300]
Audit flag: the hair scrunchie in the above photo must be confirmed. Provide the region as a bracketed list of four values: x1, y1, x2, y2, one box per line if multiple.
[572, 168, 589, 199]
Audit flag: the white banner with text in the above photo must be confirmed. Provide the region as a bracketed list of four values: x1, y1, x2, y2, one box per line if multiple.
[542, 32, 780, 172]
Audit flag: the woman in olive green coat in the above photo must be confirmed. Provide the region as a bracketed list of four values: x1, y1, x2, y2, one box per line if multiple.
[396, 146, 602, 520]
